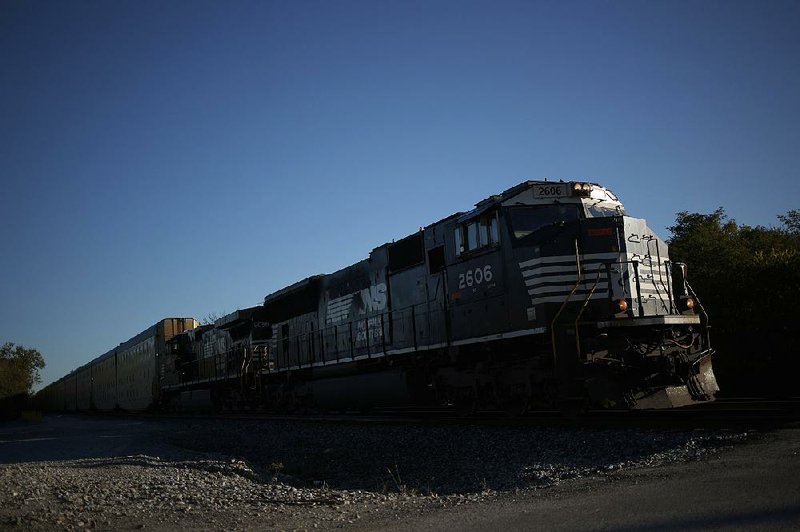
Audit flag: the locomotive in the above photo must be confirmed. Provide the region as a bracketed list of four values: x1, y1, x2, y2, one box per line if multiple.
[38, 180, 719, 412]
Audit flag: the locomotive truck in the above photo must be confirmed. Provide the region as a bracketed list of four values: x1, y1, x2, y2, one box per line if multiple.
[38, 180, 719, 412]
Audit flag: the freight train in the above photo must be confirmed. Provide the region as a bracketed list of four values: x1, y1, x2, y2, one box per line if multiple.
[37, 180, 719, 413]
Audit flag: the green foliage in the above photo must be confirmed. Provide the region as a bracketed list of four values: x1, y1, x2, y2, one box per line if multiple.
[777, 209, 800, 235]
[0, 342, 45, 398]
[667, 209, 800, 395]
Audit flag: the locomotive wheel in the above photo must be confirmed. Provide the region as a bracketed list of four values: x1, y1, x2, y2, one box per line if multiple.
[449, 385, 478, 416]
[502, 393, 531, 417]
[539, 379, 559, 411]
[454, 397, 478, 417]
[557, 397, 588, 417]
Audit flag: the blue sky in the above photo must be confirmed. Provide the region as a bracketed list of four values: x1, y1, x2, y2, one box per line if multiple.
[1, 0, 798, 389]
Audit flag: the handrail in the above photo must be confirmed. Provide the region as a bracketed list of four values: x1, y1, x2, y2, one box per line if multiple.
[685, 280, 711, 348]
[550, 239, 583, 366]
[573, 267, 604, 357]
[656, 242, 674, 314]
[645, 237, 670, 314]
[166, 252, 695, 386]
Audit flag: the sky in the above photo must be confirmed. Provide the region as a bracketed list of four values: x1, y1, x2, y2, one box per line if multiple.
[1, 0, 798, 389]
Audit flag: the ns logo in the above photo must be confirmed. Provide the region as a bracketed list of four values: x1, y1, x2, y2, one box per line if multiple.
[357, 283, 387, 314]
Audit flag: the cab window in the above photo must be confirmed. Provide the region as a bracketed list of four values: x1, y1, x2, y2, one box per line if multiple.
[585, 201, 626, 218]
[508, 204, 580, 241]
[455, 211, 499, 256]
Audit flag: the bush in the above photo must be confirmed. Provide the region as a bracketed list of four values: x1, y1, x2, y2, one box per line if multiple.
[668, 209, 800, 397]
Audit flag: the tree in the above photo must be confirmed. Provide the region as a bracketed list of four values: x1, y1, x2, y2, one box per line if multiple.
[778, 209, 800, 236]
[0, 343, 45, 398]
[202, 312, 226, 325]
[667, 208, 800, 396]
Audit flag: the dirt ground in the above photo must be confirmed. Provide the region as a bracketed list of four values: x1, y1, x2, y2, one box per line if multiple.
[0, 415, 797, 531]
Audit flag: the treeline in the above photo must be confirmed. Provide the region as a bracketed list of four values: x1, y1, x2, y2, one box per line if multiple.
[0, 342, 45, 419]
[667, 209, 800, 397]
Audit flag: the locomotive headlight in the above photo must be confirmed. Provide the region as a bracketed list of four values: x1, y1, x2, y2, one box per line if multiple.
[572, 182, 593, 197]
[613, 298, 628, 313]
[684, 297, 695, 310]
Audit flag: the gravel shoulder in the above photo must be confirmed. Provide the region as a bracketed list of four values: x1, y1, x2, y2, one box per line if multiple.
[363, 426, 800, 531]
[0, 414, 778, 530]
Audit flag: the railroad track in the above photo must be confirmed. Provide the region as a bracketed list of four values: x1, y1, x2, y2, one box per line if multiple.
[91, 396, 800, 430]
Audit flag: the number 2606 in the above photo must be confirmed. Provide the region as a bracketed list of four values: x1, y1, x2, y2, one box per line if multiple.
[458, 265, 493, 289]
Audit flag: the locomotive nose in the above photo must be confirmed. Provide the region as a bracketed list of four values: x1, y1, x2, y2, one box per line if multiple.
[689, 352, 720, 400]
[631, 352, 719, 409]
[581, 218, 621, 254]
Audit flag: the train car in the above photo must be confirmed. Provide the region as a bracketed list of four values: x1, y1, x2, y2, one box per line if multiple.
[92, 349, 117, 411]
[162, 309, 275, 409]
[39, 377, 67, 411]
[40, 180, 718, 412]
[38, 318, 198, 413]
[63, 373, 77, 411]
[116, 318, 199, 411]
[50, 379, 64, 411]
[163, 180, 718, 411]
[76, 363, 92, 411]
[34, 381, 56, 411]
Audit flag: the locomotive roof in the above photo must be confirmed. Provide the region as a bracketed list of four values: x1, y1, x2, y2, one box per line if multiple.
[263, 275, 325, 306]
[94, 348, 117, 364]
[369, 179, 612, 254]
[83, 318, 199, 367]
[478, 179, 603, 206]
[263, 179, 616, 304]
[215, 306, 265, 329]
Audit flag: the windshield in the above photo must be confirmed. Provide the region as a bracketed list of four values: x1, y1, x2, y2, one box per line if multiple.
[507, 205, 580, 240]
[585, 201, 626, 218]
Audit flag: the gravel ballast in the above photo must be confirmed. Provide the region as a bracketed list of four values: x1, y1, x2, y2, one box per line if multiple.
[0, 415, 747, 530]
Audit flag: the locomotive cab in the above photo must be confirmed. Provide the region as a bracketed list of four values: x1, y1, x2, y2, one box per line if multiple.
[482, 180, 719, 408]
